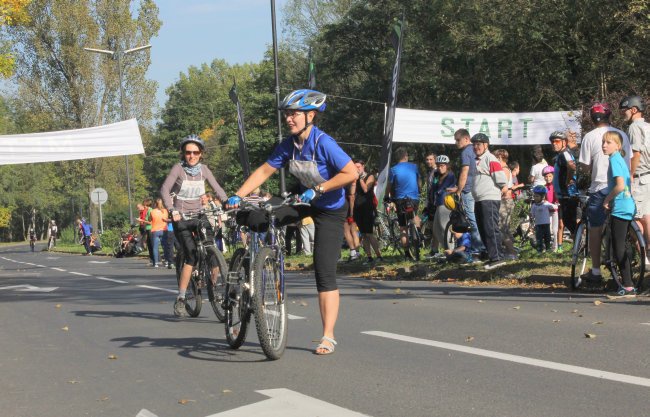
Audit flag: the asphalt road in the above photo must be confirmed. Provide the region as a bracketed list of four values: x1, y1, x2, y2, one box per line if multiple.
[1, 245, 649, 417]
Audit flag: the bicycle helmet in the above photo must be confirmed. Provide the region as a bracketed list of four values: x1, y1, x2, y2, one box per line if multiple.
[179, 134, 205, 151]
[590, 102, 611, 123]
[532, 185, 547, 195]
[280, 89, 327, 112]
[542, 165, 555, 175]
[435, 155, 450, 164]
[444, 193, 457, 211]
[548, 131, 567, 142]
[470, 133, 490, 143]
[619, 95, 646, 112]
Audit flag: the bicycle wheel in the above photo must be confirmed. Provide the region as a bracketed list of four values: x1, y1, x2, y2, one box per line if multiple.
[408, 222, 421, 261]
[389, 218, 404, 256]
[252, 246, 287, 360]
[175, 251, 202, 317]
[570, 222, 588, 290]
[204, 246, 228, 322]
[225, 248, 251, 349]
[627, 222, 647, 293]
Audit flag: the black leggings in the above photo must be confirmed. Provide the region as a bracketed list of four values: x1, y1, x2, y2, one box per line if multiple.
[173, 219, 199, 266]
[610, 216, 633, 288]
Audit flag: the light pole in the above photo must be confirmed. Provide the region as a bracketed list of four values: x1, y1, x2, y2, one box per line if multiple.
[84, 44, 151, 225]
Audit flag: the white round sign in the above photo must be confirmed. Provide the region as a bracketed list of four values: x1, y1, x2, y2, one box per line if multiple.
[90, 187, 108, 205]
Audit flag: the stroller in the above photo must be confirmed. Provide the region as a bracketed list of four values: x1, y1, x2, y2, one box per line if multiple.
[113, 228, 143, 258]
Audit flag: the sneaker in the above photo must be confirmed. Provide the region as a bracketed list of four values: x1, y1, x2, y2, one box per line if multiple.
[484, 259, 506, 270]
[350, 252, 360, 261]
[154, 264, 159, 268]
[579, 270, 603, 285]
[173, 298, 188, 317]
[616, 287, 637, 297]
[167, 262, 173, 269]
[425, 251, 439, 260]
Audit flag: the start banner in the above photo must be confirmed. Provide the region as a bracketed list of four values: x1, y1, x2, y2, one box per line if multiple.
[393, 108, 582, 145]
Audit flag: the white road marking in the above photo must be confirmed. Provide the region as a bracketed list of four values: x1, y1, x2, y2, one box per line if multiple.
[69, 272, 91, 277]
[89, 261, 109, 264]
[35, 265, 47, 268]
[0, 284, 58, 292]
[96, 277, 128, 284]
[51, 267, 66, 272]
[641, 323, 650, 326]
[136, 410, 158, 417]
[288, 314, 305, 320]
[23, 262, 36, 266]
[363, 331, 650, 388]
[205, 388, 369, 417]
[137, 285, 177, 294]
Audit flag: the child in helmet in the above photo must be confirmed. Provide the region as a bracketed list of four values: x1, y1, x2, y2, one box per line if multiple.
[542, 165, 560, 251]
[530, 185, 557, 253]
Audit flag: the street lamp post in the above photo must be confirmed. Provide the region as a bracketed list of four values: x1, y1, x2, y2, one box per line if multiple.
[84, 44, 151, 225]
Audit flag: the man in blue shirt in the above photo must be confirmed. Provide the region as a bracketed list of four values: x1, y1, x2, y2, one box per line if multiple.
[389, 147, 421, 258]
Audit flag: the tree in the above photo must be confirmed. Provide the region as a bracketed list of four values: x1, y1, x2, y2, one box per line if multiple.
[0, 0, 31, 77]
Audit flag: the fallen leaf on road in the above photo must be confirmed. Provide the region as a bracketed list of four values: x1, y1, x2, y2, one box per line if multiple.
[592, 321, 604, 325]
[553, 320, 561, 323]
[67, 380, 79, 384]
[222, 389, 232, 394]
[551, 309, 558, 313]
[465, 336, 474, 342]
[61, 326, 69, 331]
[394, 288, 401, 294]
[584, 333, 596, 339]
[477, 300, 484, 303]
[571, 309, 579, 314]
[392, 302, 398, 304]
[108, 354, 117, 360]
[98, 396, 109, 402]
[178, 399, 195, 405]
[593, 300, 602, 306]
[369, 288, 376, 292]
[299, 301, 308, 306]
[55, 304, 61, 308]
[512, 306, 521, 310]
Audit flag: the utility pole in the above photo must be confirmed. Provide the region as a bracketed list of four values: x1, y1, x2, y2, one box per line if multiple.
[84, 44, 151, 225]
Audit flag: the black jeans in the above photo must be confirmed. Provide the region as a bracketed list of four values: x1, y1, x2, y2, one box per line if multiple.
[475, 199, 502, 261]
[559, 197, 578, 236]
[610, 216, 633, 288]
[535, 224, 551, 252]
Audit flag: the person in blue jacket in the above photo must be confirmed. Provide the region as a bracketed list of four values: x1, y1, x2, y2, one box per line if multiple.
[227, 89, 357, 355]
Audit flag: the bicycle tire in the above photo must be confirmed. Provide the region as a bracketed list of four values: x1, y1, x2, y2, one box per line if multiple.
[252, 246, 287, 360]
[225, 248, 251, 349]
[389, 218, 404, 256]
[443, 220, 454, 250]
[570, 222, 588, 290]
[175, 251, 202, 317]
[409, 222, 421, 261]
[204, 246, 228, 322]
[626, 222, 647, 293]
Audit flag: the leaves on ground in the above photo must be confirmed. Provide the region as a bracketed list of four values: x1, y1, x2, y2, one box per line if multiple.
[571, 309, 579, 314]
[61, 326, 69, 331]
[584, 333, 597, 339]
[394, 288, 401, 294]
[592, 321, 604, 325]
[593, 300, 603, 306]
[369, 288, 376, 292]
[553, 319, 561, 323]
[551, 309, 558, 313]
[98, 396, 109, 402]
[178, 399, 195, 405]
[477, 300, 484, 303]
[512, 306, 521, 310]
[222, 389, 232, 394]
[108, 354, 117, 360]
[465, 336, 475, 343]
[55, 304, 61, 308]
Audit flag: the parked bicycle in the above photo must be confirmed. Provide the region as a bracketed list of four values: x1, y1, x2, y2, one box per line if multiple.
[570, 193, 647, 292]
[387, 197, 423, 260]
[225, 196, 308, 360]
[174, 207, 229, 322]
[375, 204, 404, 256]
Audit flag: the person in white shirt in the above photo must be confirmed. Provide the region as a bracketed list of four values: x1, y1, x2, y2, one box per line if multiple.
[528, 145, 548, 186]
[578, 102, 631, 284]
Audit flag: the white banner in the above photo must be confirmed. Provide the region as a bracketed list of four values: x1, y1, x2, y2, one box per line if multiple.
[393, 108, 582, 145]
[0, 118, 145, 165]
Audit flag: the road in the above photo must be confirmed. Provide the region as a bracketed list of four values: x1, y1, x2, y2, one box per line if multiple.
[1, 245, 649, 417]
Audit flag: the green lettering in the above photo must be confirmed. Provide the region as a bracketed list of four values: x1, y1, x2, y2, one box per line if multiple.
[460, 118, 474, 130]
[441, 118, 454, 137]
[520, 118, 533, 139]
[498, 119, 513, 141]
[478, 118, 491, 137]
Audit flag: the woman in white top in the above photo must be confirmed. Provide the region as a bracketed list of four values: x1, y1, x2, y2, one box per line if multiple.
[528, 145, 548, 186]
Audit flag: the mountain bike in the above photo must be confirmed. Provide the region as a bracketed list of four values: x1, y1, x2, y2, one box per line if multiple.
[375, 206, 404, 256]
[29, 235, 36, 252]
[174, 207, 229, 321]
[388, 198, 423, 260]
[510, 186, 535, 251]
[225, 196, 308, 360]
[570, 193, 647, 292]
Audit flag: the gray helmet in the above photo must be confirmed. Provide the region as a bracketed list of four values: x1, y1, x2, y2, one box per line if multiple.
[549, 131, 567, 142]
[179, 134, 205, 151]
[435, 155, 450, 164]
[470, 133, 490, 143]
[620, 95, 646, 112]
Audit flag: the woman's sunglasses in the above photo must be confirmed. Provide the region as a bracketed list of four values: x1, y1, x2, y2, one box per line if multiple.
[185, 151, 201, 156]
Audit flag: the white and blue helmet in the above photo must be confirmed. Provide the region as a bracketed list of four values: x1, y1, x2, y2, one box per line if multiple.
[280, 89, 327, 112]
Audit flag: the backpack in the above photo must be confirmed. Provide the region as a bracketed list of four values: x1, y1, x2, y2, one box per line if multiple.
[449, 209, 472, 233]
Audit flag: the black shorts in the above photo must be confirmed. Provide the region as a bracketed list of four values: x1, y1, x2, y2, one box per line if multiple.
[395, 198, 419, 227]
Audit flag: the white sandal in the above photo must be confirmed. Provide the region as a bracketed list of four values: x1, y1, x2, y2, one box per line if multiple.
[315, 336, 337, 355]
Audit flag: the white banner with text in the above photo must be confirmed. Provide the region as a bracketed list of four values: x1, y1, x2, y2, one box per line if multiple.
[393, 108, 581, 145]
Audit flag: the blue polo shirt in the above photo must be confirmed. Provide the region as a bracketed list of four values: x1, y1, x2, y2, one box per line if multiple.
[608, 151, 635, 221]
[267, 126, 351, 210]
[389, 161, 420, 199]
[460, 145, 477, 193]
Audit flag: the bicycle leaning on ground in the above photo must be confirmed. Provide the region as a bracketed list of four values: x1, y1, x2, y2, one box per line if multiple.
[225, 196, 308, 360]
[570, 193, 647, 293]
[174, 207, 229, 322]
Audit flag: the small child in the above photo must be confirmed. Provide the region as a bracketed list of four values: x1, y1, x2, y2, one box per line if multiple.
[530, 185, 557, 253]
[542, 165, 560, 251]
[443, 230, 473, 263]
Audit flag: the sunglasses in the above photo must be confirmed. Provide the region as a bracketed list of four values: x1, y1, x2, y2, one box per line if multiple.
[185, 150, 201, 156]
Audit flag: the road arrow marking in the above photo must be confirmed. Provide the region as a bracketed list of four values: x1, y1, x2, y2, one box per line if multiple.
[97, 277, 128, 284]
[0, 284, 58, 293]
[364, 330, 650, 388]
[206, 388, 369, 417]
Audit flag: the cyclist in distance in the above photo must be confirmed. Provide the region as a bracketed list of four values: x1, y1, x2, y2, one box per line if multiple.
[28, 227, 36, 252]
[161, 134, 228, 317]
[226, 89, 357, 355]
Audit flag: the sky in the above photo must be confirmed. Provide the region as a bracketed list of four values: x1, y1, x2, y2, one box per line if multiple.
[148, 0, 288, 107]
